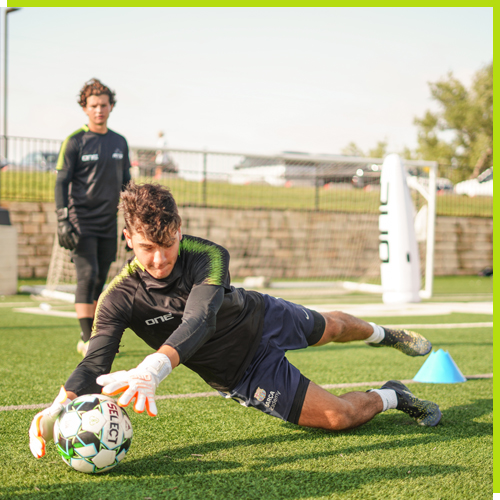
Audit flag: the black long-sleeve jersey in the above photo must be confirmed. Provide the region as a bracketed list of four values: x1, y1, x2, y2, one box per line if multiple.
[64, 235, 265, 395]
[55, 125, 132, 237]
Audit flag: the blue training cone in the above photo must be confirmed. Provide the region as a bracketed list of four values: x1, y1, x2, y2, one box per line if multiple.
[413, 349, 467, 384]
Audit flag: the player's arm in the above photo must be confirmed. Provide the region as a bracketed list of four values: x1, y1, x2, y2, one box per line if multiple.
[54, 136, 79, 249]
[98, 285, 225, 417]
[29, 335, 123, 459]
[162, 284, 225, 362]
[29, 289, 128, 459]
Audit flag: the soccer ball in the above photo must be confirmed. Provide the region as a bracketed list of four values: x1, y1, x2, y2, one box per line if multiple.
[54, 394, 133, 473]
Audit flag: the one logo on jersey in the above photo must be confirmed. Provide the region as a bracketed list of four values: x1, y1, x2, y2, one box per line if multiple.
[254, 387, 266, 402]
[81, 154, 99, 162]
[145, 313, 174, 325]
[302, 309, 310, 320]
[112, 149, 124, 159]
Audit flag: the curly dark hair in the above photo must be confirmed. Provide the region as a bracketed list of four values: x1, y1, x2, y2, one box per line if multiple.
[120, 182, 182, 245]
[78, 78, 116, 108]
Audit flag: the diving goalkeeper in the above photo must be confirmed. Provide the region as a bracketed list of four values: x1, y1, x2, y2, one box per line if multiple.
[30, 182, 441, 459]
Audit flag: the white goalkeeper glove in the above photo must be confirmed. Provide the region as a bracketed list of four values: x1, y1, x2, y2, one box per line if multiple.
[29, 386, 71, 459]
[96, 353, 172, 417]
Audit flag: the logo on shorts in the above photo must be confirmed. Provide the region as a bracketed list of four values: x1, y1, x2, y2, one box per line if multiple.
[254, 387, 266, 402]
[265, 390, 281, 411]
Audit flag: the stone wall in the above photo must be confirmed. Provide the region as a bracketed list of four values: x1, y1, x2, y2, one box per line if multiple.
[0, 201, 493, 280]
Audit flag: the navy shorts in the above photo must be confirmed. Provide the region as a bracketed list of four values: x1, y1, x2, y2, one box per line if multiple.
[220, 294, 326, 424]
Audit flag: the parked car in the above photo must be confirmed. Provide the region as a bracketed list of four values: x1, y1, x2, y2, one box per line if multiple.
[454, 167, 493, 197]
[406, 175, 453, 192]
[14, 151, 59, 172]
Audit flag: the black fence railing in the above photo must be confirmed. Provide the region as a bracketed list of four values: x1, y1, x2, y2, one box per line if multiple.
[0, 135, 492, 217]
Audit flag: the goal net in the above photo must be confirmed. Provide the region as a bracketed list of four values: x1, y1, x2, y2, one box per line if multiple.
[44, 149, 437, 300]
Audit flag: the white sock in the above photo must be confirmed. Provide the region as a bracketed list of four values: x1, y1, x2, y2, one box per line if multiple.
[369, 389, 398, 412]
[365, 322, 385, 344]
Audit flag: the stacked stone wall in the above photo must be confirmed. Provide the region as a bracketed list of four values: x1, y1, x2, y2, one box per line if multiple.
[1, 201, 493, 280]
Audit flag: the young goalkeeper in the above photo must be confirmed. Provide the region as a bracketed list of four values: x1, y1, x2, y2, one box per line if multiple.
[54, 78, 131, 357]
[30, 182, 441, 459]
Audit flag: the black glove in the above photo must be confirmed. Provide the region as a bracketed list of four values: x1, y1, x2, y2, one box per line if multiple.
[56, 208, 79, 250]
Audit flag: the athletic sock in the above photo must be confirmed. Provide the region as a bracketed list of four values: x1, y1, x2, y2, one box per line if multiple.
[369, 389, 398, 412]
[365, 322, 385, 343]
[79, 317, 93, 342]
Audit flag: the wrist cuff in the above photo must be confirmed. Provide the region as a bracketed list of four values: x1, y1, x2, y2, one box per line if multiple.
[138, 353, 172, 383]
[56, 208, 69, 221]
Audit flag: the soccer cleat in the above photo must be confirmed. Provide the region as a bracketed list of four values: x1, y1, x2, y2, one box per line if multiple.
[381, 380, 441, 426]
[77, 340, 89, 357]
[366, 327, 432, 357]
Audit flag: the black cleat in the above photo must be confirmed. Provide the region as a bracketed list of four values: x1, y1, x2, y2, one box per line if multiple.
[381, 380, 441, 427]
[367, 327, 432, 357]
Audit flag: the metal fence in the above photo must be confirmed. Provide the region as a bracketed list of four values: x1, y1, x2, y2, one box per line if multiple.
[0, 135, 492, 217]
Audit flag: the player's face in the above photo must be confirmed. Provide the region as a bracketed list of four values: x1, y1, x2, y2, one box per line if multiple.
[83, 94, 113, 129]
[124, 227, 182, 280]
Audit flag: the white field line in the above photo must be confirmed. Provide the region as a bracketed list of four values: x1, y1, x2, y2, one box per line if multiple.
[1, 374, 492, 412]
[384, 322, 492, 329]
[12, 307, 494, 329]
[0, 302, 44, 308]
[13, 307, 77, 318]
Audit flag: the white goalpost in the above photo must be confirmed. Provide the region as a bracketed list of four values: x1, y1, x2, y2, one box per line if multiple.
[37, 151, 438, 304]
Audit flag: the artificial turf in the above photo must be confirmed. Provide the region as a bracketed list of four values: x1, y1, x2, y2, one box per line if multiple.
[0, 295, 492, 499]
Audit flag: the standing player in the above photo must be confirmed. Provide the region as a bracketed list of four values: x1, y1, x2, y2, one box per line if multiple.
[54, 78, 131, 357]
[30, 182, 441, 460]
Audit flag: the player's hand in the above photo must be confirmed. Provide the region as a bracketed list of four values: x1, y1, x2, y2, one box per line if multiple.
[57, 220, 79, 250]
[29, 386, 72, 458]
[97, 353, 172, 417]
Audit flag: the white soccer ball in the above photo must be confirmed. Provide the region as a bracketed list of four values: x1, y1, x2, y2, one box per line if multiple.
[54, 394, 133, 473]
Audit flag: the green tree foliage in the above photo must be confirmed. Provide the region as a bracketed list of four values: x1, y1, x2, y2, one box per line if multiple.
[341, 142, 365, 157]
[341, 140, 388, 159]
[414, 62, 493, 181]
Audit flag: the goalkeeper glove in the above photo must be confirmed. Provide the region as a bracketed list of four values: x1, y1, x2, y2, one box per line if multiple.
[29, 386, 71, 459]
[56, 208, 79, 250]
[96, 353, 172, 417]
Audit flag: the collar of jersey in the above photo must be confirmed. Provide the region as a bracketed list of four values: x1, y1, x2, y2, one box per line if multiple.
[134, 256, 183, 288]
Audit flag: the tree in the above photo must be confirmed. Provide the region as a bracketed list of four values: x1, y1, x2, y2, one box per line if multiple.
[341, 142, 365, 157]
[413, 62, 493, 181]
[341, 140, 388, 159]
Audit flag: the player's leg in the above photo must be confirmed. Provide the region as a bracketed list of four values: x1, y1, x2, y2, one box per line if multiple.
[298, 380, 441, 430]
[298, 381, 383, 430]
[312, 311, 432, 357]
[93, 236, 118, 302]
[72, 236, 99, 354]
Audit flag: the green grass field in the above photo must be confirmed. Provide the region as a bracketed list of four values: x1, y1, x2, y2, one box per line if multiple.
[0, 170, 493, 217]
[0, 281, 492, 499]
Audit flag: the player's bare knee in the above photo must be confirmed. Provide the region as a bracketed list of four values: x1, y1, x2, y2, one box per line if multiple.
[322, 410, 352, 431]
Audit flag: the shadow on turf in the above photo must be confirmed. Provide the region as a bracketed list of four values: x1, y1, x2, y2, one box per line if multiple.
[5, 401, 490, 499]
[116, 395, 492, 472]
[2, 464, 465, 499]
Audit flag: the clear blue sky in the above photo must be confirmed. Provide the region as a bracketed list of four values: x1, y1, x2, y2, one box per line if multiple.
[6, 7, 493, 155]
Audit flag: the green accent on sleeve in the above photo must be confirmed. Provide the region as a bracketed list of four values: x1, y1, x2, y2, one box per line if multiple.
[56, 126, 88, 170]
[90, 258, 142, 338]
[180, 238, 226, 286]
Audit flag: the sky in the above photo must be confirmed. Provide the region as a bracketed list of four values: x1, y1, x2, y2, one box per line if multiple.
[3, 7, 493, 156]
